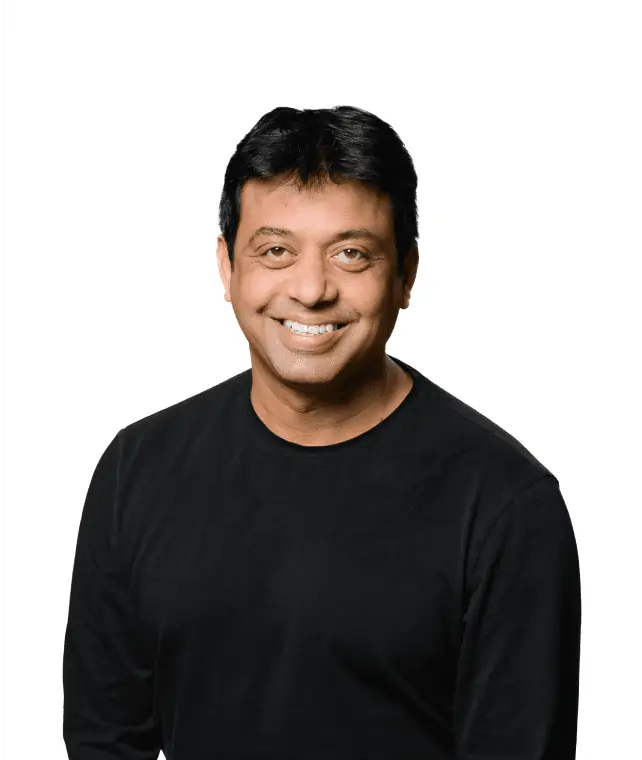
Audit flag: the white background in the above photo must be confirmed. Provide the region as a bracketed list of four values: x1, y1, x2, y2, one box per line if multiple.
[2, 2, 641, 758]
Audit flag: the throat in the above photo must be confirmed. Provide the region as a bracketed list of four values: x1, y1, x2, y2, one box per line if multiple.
[250, 358, 412, 447]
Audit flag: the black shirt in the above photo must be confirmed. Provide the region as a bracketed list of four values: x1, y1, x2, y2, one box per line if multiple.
[62, 355, 581, 759]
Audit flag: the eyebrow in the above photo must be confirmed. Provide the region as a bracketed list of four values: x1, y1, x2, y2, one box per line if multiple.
[247, 226, 381, 247]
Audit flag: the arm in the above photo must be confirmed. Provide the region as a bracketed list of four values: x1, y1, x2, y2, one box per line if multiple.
[454, 475, 582, 759]
[62, 430, 162, 759]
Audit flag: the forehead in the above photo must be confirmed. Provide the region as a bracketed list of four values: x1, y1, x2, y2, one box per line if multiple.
[238, 176, 393, 233]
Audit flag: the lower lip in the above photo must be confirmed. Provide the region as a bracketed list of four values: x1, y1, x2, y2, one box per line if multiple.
[274, 319, 348, 347]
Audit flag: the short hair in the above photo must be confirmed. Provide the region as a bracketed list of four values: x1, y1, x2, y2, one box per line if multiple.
[218, 106, 418, 277]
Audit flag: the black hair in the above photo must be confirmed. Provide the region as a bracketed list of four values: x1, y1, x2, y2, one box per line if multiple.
[218, 106, 418, 277]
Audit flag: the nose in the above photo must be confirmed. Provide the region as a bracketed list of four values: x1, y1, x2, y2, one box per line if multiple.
[284, 250, 339, 307]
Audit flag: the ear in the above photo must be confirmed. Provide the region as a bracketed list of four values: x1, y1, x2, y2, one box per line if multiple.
[216, 235, 232, 303]
[400, 245, 419, 310]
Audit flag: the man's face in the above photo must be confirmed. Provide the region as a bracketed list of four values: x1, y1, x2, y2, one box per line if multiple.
[216, 175, 417, 393]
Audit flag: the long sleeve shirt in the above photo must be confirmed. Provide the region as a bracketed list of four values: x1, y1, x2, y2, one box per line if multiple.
[62, 354, 582, 759]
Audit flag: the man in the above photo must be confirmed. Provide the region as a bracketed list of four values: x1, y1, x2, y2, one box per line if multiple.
[63, 106, 582, 759]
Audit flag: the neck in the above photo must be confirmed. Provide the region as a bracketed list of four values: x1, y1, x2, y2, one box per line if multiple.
[249, 355, 411, 447]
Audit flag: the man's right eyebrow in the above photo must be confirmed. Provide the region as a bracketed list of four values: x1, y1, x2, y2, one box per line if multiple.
[247, 227, 293, 246]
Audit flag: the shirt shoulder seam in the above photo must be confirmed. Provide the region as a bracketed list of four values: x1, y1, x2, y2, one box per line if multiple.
[469, 472, 556, 578]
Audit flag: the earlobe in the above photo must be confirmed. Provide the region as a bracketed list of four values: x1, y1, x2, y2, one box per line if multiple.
[222, 278, 232, 304]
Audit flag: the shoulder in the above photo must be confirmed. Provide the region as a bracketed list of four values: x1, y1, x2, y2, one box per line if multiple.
[408, 370, 562, 540]
[416, 375, 575, 587]
[415, 372, 555, 483]
[117, 367, 251, 474]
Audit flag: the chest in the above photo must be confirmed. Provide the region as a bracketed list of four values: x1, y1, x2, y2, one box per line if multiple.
[130, 458, 463, 679]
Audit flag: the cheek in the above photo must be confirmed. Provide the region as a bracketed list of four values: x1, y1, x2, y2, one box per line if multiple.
[339, 275, 382, 305]
[231, 274, 273, 311]
[353, 284, 395, 319]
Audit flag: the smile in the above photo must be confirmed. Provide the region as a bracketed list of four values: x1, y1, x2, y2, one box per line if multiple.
[273, 318, 349, 341]
[282, 318, 345, 333]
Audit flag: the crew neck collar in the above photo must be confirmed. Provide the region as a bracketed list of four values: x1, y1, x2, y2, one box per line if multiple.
[242, 355, 424, 458]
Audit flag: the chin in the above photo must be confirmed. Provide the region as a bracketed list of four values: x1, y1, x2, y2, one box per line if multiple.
[256, 347, 347, 383]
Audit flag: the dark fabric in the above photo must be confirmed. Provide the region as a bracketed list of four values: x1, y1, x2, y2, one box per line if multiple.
[63, 355, 581, 759]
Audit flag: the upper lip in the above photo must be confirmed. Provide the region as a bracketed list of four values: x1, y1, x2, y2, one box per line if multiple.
[275, 317, 347, 325]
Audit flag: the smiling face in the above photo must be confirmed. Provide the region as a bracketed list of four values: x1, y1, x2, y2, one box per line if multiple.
[216, 174, 418, 398]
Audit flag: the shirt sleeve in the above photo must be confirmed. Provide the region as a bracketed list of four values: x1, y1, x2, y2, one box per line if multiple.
[62, 430, 162, 759]
[454, 474, 582, 759]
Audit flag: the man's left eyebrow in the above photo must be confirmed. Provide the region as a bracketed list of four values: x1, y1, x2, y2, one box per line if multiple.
[328, 229, 381, 244]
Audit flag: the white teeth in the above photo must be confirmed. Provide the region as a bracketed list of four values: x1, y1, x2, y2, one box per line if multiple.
[283, 320, 339, 335]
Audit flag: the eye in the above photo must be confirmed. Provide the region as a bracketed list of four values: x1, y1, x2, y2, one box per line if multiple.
[335, 248, 367, 263]
[262, 246, 289, 259]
